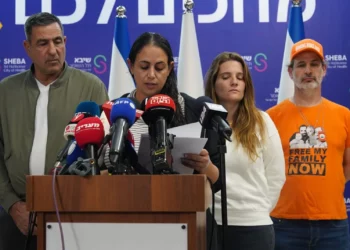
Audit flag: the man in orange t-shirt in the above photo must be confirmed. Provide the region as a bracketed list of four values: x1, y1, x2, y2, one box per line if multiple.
[267, 38, 350, 250]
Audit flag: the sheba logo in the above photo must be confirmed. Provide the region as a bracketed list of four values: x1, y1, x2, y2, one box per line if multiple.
[288, 148, 327, 176]
[4, 58, 26, 64]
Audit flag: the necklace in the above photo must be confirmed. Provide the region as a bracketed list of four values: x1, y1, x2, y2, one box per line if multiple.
[292, 97, 326, 146]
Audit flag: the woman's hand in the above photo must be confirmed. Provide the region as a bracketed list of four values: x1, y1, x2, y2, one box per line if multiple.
[181, 149, 211, 173]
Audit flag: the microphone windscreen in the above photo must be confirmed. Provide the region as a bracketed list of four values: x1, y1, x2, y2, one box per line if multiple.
[75, 117, 105, 148]
[142, 94, 176, 125]
[110, 98, 137, 126]
[66, 140, 86, 166]
[101, 100, 115, 125]
[63, 124, 76, 140]
[75, 101, 101, 117]
[144, 94, 176, 112]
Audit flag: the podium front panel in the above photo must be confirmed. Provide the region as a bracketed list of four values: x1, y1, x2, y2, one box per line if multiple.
[46, 222, 187, 250]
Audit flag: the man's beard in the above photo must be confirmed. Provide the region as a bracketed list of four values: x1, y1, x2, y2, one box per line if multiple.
[295, 78, 321, 90]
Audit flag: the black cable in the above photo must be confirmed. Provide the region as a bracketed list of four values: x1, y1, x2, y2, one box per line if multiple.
[31, 212, 37, 236]
[218, 137, 228, 250]
[207, 177, 215, 250]
[24, 211, 36, 250]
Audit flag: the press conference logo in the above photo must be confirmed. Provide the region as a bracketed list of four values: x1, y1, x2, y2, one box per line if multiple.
[3, 58, 26, 64]
[325, 54, 347, 70]
[1, 58, 27, 73]
[93, 55, 107, 75]
[13, 0, 317, 25]
[254, 53, 268, 72]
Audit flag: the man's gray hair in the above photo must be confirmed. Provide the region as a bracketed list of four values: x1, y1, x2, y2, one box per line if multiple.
[24, 12, 64, 42]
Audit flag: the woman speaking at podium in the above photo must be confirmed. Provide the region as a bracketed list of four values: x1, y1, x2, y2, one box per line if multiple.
[121, 32, 220, 250]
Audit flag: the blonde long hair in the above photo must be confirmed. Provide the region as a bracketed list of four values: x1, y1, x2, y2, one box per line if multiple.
[205, 52, 266, 161]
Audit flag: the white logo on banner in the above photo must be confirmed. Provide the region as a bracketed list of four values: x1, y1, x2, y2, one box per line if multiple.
[344, 197, 350, 212]
[138, 0, 316, 24]
[70, 57, 93, 72]
[325, 55, 348, 69]
[1, 58, 27, 73]
[3, 58, 26, 64]
[14, 0, 316, 24]
[264, 87, 279, 103]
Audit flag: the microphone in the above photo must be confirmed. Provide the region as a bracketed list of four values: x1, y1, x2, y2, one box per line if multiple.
[124, 136, 151, 175]
[100, 100, 115, 125]
[101, 98, 143, 125]
[102, 130, 134, 174]
[196, 97, 231, 248]
[75, 101, 101, 117]
[54, 101, 100, 168]
[66, 140, 86, 165]
[100, 98, 142, 143]
[135, 109, 144, 121]
[58, 140, 86, 175]
[128, 97, 144, 122]
[196, 96, 232, 141]
[142, 94, 176, 174]
[109, 98, 137, 168]
[103, 130, 150, 175]
[75, 117, 105, 175]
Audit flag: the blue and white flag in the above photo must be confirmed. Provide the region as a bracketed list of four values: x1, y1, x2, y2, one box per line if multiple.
[108, 11, 134, 100]
[277, 3, 305, 103]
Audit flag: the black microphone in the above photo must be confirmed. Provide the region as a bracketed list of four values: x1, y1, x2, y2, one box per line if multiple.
[103, 133, 151, 175]
[196, 96, 232, 141]
[196, 96, 230, 250]
[142, 94, 177, 174]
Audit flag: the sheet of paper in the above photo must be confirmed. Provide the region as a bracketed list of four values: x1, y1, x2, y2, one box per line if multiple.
[167, 122, 202, 138]
[138, 134, 207, 175]
[171, 137, 208, 174]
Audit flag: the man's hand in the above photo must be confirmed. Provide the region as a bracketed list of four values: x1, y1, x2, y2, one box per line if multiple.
[9, 201, 29, 235]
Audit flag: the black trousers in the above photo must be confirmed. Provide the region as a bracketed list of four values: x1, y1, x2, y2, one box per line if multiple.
[0, 209, 37, 250]
[207, 209, 218, 250]
[217, 224, 275, 250]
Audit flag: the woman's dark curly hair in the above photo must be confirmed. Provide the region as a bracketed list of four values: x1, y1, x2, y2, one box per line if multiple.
[128, 32, 186, 127]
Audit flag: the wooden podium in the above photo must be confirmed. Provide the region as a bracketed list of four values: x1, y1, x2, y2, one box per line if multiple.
[26, 175, 207, 250]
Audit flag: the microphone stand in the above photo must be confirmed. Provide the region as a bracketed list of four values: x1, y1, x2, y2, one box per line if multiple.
[87, 145, 100, 175]
[153, 133, 178, 175]
[218, 136, 228, 250]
